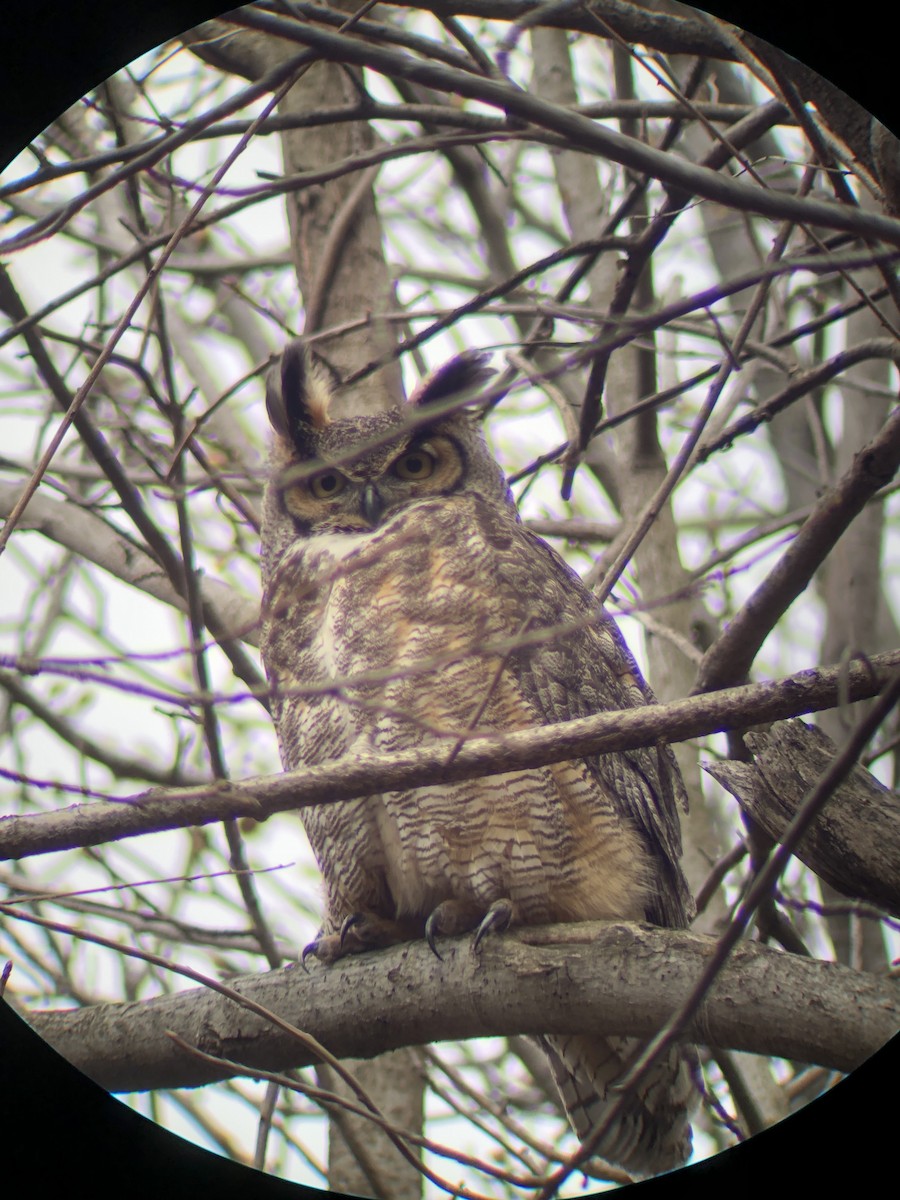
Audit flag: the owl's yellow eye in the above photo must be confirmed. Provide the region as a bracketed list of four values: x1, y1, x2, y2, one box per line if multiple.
[310, 471, 346, 499]
[393, 448, 435, 481]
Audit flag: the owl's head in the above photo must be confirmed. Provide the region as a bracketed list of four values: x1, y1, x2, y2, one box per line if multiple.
[264, 341, 510, 538]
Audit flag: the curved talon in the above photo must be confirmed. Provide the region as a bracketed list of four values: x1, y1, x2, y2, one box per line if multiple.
[339, 912, 363, 947]
[472, 898, 514, 952]
[300, 939, 320, 970]
[424, 912, 444, 962]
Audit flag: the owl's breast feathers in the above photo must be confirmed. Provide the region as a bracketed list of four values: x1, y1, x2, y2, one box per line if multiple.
[261, 493, 691, 933]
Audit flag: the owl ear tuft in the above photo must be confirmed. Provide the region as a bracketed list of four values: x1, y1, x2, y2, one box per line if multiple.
[408, 351, 494, 410]
[266, 341, 339, 444]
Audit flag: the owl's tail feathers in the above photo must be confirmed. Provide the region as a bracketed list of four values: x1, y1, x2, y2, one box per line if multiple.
[536, 1033, 694, 1178]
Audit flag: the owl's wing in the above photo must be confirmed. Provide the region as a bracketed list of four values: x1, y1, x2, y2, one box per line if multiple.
[489, 514, 692, 929]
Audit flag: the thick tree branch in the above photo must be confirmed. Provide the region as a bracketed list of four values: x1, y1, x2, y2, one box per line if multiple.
[18, 921, 898, 1093]
[707, 720, 900, 917]
[3, 650, 899, 861]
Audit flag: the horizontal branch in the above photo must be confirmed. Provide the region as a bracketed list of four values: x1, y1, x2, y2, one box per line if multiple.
[21, 922, 898, 1092]
[2, 650, 899, 861]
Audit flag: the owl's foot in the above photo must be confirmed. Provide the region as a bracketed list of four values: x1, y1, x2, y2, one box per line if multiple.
[302, 911, 410, 965]
[424, 896, 516, 959]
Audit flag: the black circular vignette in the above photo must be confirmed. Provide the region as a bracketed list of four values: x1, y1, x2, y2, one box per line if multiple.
[0, 995, 323, 1197]
[0, 0, 896, 1196]
[0, 0, 231, 171]
[0, 1, 897, 170]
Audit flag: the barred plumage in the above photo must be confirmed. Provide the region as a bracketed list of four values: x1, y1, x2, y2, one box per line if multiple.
[259, 342, 695, 1176]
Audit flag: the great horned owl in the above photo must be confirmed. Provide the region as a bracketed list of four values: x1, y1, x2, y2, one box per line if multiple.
[259, 342, 695, 1176]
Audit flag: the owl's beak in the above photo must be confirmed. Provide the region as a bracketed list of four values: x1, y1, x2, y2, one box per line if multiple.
[361, 482, 385, 526]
